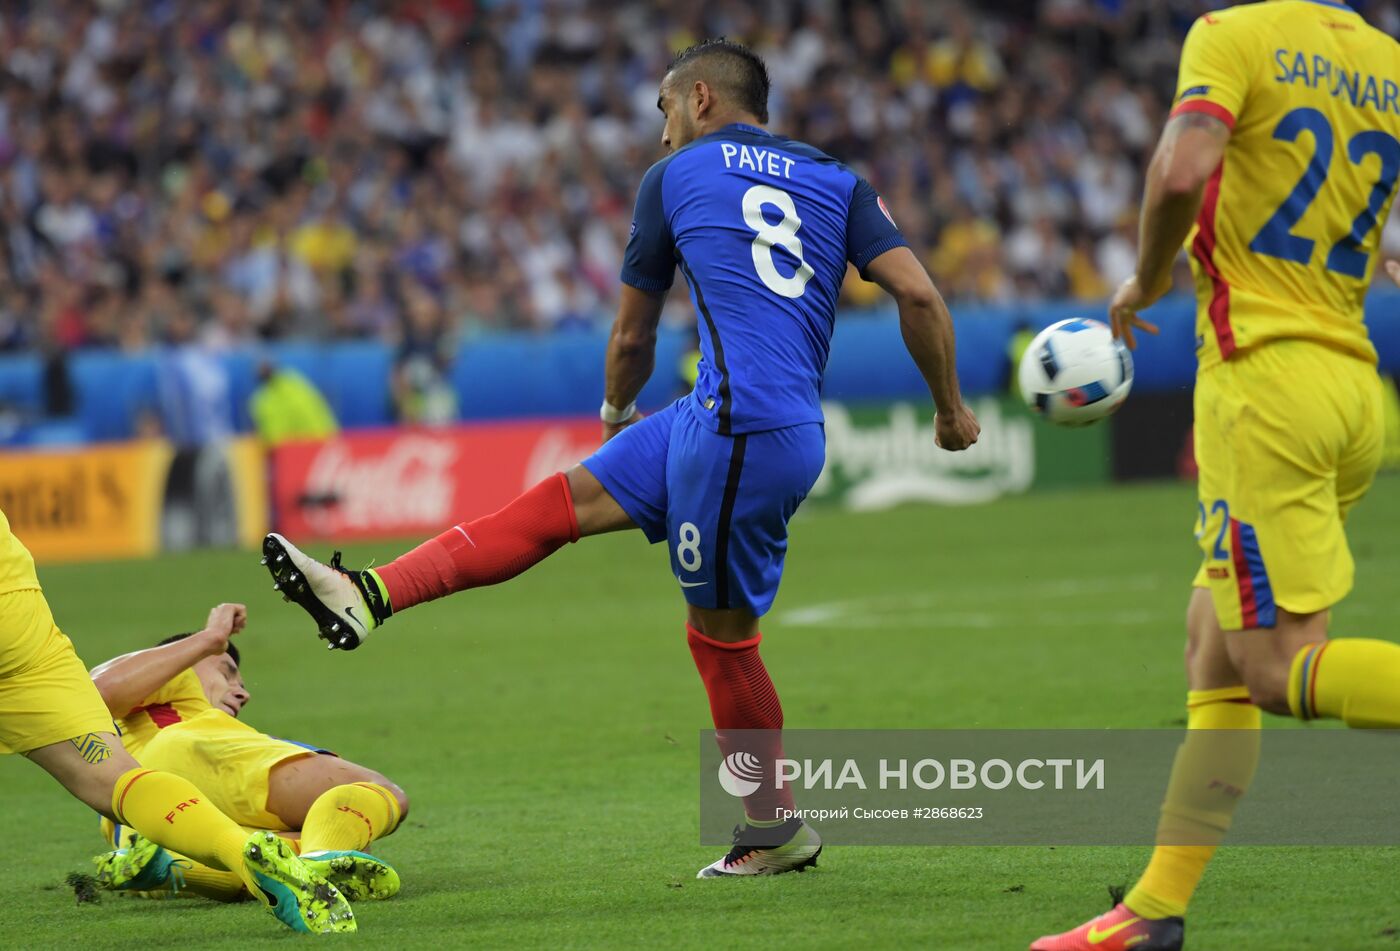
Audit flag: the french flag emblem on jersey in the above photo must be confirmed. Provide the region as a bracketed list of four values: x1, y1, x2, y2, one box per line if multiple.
[878, 195, 897, 227]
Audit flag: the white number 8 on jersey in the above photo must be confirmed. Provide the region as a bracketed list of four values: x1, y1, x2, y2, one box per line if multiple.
[742, 184, 815, 299]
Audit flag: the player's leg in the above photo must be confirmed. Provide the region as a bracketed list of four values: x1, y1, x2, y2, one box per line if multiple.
[669, 416, 826, 877]
[687, 603, 789, 827]
[266, 754, 409, 837]
[1280, 622, 1400, 727]
[0, 591, 352, 932]
[138, 719, 405, 902]
[1033, 367, 1258, 951]
[94, 819, 308, 903]
[1031, 587, 1259, 951]
[261, 754, 407, 900]
[95, 816, 246, 902]
[1124, 588, 1259, 922]
[262, 402, 684, 649]
[94, 823, 250, 902]
[688, 603, 821, 878]
[1, 595, 250, 877]
[25, 738, 353, 930]
[1228, 360, 1396, 727]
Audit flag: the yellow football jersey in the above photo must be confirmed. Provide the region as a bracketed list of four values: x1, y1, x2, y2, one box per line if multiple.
[111, 666, 324, 827]
[115, 666, 212, 759]
[1173, 0, 1400, 370]
[0, 508, 40, 597]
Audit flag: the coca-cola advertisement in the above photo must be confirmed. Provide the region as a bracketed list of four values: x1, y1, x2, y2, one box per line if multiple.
[270, 420, 601, 540]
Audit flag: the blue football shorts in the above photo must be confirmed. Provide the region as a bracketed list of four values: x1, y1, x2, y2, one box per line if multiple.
[581, 397, 825, 616]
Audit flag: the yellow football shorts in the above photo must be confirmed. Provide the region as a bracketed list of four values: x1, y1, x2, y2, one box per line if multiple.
[0, 589, 116, 755]
[136, 710, 322, 829]
[1193, 339, 1383, 630]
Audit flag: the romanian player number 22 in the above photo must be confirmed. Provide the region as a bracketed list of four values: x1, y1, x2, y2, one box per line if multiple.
[1249, 107, 1400, 278]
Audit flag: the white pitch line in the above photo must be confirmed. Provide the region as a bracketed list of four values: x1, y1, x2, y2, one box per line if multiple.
[780, 574, 1162, 618]
[779, 607, 1161, 630]
[777, 574, 1168, 631]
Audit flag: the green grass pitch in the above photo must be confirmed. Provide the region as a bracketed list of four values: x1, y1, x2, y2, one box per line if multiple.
[4, 479, 1399, 949]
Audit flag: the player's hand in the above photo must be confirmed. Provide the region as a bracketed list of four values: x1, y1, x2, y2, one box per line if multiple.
[935, 403, 980, 451]
[602, 412, 644, 444]
[202, 603, 247, 650]
[1386, 259, 1400, 286]
[1109, 275, 1164, 350]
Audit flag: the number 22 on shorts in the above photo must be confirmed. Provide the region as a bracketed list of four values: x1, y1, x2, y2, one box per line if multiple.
[1197, 499, 1231, 561]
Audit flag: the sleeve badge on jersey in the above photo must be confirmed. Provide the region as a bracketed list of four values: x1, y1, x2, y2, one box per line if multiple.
[1177, 85, 1211, 102]
[877, 195, 898, 228]
[629, 220, 638, 237]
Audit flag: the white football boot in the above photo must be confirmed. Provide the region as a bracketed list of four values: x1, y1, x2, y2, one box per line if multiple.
[261, 533, 384, 650]
[697, 818, 822, 878]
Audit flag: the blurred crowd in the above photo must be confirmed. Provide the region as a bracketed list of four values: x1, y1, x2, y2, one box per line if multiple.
[2, 0, 1399, 367]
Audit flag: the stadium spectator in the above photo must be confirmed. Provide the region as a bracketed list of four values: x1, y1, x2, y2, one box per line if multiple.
[391, 279, 457, 426]
[153, 309, 237, 550]
[0, 0, 1395, 356]
[249, 361, 339, 447]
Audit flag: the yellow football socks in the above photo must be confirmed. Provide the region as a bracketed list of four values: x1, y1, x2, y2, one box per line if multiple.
[1289, 638, 1400, 727]
[1125, 687, 1260, 920]
[111, 768, 248, 874]
[99, 813, 248, 901]
[300, 782, 402, 853]
[169, 857, 249, 901]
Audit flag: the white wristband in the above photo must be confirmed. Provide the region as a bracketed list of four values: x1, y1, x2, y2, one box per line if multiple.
[600, 399, 638, 424]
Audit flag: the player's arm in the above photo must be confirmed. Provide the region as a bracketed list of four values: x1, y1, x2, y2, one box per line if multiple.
[845, 177, 978, 450]
[606, 159, 676, 441]
[90, 603, 246, 715]
[1111, 112, 1231, 347]
[1112, 9, 1247, 347]
[601, 284, 667, 441]
[1387, 260, 1400, 286]
[865, 247, 979, 451]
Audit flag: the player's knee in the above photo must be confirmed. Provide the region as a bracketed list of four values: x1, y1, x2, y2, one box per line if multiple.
[687, 605, 759, 643]
[1235, 656, 1293, 715]
[565, 465, 634, 536]
[1242, 675, 1291, 715]
[1227, 633, 1294, 713]
[359, 770, 410, 823]
[384, 780, 410, 823]
[1226, 610, 1328, 715]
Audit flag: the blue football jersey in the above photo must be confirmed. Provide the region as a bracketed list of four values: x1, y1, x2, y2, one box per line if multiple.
[621, 123, 906, 435]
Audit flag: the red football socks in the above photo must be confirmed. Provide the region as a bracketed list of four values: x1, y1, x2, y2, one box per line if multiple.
[687, 624, 796, 822]
[374, 473, 581, 612]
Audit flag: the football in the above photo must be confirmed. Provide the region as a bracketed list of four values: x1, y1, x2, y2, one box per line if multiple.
[1017, 318, 1134, 426]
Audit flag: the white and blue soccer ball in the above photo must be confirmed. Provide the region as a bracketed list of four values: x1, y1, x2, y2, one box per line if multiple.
[1017, 318, 1133, 426]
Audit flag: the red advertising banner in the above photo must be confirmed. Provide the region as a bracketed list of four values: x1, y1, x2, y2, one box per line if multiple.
[270, 419, 601, 540]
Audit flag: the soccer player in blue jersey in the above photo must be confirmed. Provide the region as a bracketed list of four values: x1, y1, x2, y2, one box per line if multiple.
[262, 39, 980, 878]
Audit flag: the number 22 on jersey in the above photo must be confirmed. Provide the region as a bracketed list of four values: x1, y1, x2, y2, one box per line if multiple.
[1250, 107, 1400, 278]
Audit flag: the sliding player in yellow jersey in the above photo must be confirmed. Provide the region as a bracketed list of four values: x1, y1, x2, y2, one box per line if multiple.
[87, 621, 407, 904]
[1034, 3, 1400, 949]
[0, 510, 354, 933]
